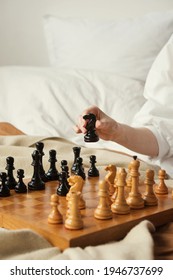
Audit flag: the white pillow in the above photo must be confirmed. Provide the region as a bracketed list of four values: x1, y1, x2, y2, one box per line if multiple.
[0, 67, 145, 138]
[43, 10, 173, 82]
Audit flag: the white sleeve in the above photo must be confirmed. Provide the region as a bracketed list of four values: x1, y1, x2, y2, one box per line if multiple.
[132, 34, 173, 177]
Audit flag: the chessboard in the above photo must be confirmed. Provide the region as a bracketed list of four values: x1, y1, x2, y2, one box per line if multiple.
[0, 166, 173, 250]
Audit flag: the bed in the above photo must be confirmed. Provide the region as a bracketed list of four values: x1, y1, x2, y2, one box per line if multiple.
[0, 0, 173, 260]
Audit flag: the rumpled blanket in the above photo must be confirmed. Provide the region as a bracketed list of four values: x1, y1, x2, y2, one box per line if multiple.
[0, 221, 154, 260]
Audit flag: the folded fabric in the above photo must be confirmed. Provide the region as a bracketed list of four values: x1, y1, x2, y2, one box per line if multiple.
[0, 220, 155, 260]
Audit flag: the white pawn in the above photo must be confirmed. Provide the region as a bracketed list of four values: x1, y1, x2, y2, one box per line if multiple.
[94, 180, 112, 220]
[111, 168, 130, 214]
[48, 194, 63, 224]
[155, 169, 168, 195]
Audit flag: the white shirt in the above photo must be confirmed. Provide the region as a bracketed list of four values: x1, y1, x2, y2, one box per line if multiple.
[132, 34, 173, 177]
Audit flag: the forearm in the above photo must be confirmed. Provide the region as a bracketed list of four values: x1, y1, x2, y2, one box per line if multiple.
[113, 123, 159, 158]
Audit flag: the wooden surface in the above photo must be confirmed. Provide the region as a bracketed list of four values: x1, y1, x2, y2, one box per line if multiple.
[0, 122, 24, 135]
[0, 170, 173, 250]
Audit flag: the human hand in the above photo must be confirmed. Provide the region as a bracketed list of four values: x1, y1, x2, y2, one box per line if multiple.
[74, 105, 119, 141]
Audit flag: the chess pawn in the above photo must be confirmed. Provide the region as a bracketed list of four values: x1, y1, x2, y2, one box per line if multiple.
[94, 180, 112, 220]
[154, 169, 168, 195]
[74, 157, 86, 180]
[111, 168, 130, 214]
[105, 164, 117, 196]
[143, 169, 158, 206]
[61, 160, 70, 178]
[57, 171, 70, 196]
[65, 191, 83, 230]
[48, 194, 63, 224]
[71, 147, 81, 173]
[126, 156, 144, 209]
[5, 156, 17, 189]
[36, 141, 48, 182]
[0, 172, 10, 197]
[15, 169, 27, 193]
[88, 155, 99, 177]
[28, 150, 45, 191]
[46, 149, 59, 181]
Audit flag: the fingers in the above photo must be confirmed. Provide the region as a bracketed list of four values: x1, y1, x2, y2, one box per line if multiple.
[73, 114, 87, 134]
[74, 105, 102, 135]
[73, 124, 87, 134]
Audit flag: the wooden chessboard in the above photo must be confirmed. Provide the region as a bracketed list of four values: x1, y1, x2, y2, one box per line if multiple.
[0, 169, 173, 250]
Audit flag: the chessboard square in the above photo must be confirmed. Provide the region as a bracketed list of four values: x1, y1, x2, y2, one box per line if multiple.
[1, 203, 26, 212]
[0, 200, 14, 207]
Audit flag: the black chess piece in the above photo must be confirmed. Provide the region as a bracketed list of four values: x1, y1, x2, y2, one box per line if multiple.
[28, 150, 45, 191]
[71, 146, 81, 173]
[5, 156, 17, 189]
[83, 113, 99, 142]
[61, 160, 70, 177]
[36, 141, 49, 182]
[74, 157, 86, 180]
[0, 172, 10, 197]
[57, 171, 70, 196]
[88, 155, 99, 177]
[15, 169, 27, 193]
[46, 149, 59, 181]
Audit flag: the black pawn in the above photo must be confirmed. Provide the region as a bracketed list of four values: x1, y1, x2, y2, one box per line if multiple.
[71, 146, 81, 173]
[28, 150, 45, 191]
[36, 141, 48, 182]
[57, 171, 70, 196]
[74, 157, 86, 180]
[5, 156, 17, 189]
[0, 172, 10, 197]
[88, 155, 99, 177]
[15, 169, 27, 193]
[61, 160, 70, 178]
[46, 149, 59, 181]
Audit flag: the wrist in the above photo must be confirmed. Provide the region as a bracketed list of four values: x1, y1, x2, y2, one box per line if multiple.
[109, 122, 122, 142]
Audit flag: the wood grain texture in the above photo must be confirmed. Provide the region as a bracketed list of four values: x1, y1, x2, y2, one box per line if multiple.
[0, 122, 24, 135]
[1, 171, 173, 250]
